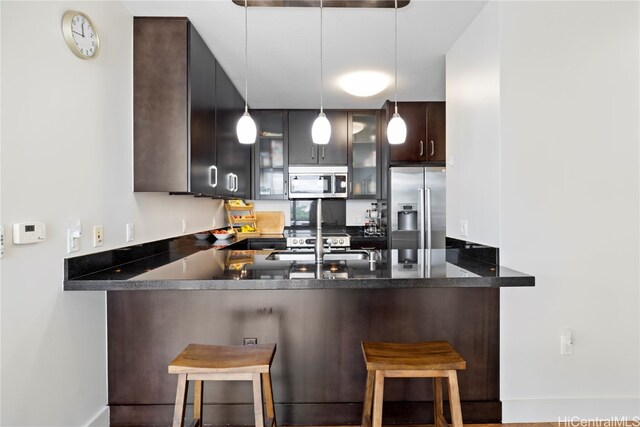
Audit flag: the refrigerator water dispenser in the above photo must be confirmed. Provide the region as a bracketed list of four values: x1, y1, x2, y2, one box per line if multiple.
[397, 204, 417, 231]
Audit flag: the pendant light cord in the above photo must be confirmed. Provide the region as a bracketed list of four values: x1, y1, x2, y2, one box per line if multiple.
[394, 0, 398, 114]
[244, 0, 249, 113]
[320, 0, 324, 114]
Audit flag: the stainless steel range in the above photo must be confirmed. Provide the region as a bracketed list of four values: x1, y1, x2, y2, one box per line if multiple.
[286, 231, 351, 249]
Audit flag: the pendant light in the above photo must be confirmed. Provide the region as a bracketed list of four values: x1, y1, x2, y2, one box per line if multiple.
[387, 0, 406, 145]
[237, 0, 257, 144]
[312, 0, 331, 145]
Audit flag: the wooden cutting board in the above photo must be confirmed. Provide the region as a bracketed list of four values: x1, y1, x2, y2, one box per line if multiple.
[255, 211, 285, 235]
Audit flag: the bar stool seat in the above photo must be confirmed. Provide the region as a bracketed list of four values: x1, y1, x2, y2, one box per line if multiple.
[361, 341, 466, 427]
[169, 343, 277, 427]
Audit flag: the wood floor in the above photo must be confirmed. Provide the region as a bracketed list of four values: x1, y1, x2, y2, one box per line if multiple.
[128, 423, 639, 427]
[285, 424, 639, 427]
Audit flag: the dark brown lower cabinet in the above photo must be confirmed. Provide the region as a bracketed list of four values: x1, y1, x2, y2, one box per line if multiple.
[107, 288, 501, 425]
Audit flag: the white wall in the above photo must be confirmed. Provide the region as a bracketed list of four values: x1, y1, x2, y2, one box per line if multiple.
[0, 2, 224, 425]
[499, 1, 639, 419]
[447, 0, 640, 420]
[445, 1, 501, 247]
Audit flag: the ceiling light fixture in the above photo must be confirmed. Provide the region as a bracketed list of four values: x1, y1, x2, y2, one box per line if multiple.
[339, 71, 390, 97]
[237, 0, 257, 145]
[312, 0, 331, 145]
[352, 122, 366, 134]
[387, 0, 406, 145]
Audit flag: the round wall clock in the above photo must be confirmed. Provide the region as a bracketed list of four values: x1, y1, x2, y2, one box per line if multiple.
[61, 11, 100, 60]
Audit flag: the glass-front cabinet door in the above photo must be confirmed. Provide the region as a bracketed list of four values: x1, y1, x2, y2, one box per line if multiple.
[350, 112, 378, 198]
[253, 111, 288, 199]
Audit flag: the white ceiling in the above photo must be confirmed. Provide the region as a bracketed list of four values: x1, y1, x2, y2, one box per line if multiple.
[121, 0, 487, 109]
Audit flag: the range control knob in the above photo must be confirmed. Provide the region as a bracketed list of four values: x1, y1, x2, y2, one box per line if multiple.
[339, 239, 344, 244]
[292, 239, 298, 245]
[331, 238, 338, 245]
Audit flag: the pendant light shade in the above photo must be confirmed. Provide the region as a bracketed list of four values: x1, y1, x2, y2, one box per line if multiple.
[312, 112, 331, 145]
[387, 111, 407, 145]
[387, 0, 406, 145]
[236, 0, 256, 144]
[237, 111, 257, 144]
[312, 0, 331, 145]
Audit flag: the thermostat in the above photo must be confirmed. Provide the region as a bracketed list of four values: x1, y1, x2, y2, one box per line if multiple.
[13, 222, 46, 244]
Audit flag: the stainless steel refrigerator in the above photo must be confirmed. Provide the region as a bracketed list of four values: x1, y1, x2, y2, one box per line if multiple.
[389, 167, 446, 252]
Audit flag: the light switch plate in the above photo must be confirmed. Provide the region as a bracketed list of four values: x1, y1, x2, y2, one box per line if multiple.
[459, 220, 468, 238]
[126, 223, 134, 242]
[67, 219, 81, 253]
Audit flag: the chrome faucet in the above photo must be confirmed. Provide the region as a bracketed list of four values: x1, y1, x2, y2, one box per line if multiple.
[315, 198, 324, 263]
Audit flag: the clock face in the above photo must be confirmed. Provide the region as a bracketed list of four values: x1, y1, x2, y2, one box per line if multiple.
[62, 11, 100, 60]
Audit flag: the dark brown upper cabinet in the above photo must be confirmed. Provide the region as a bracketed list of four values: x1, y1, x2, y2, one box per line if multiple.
[288, 110, 348, 166]
[384, 101, 446, 165]
[214, 60, 251, 199]
[133, 17, 250, 198]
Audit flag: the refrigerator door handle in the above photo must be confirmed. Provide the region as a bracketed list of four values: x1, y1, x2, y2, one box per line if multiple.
[418, 188, 425, 250]
[426, 187, 432, 250]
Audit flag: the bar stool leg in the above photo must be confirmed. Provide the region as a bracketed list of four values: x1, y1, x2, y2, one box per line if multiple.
[371, 370, 385, 427]
[252, 372, 265, 427]
[433, 377, 446, 427]
[172, 373, 188, 427]
[193, 380, 203, 426]
[262, 372, 277, 427]
[361, 370, 374, 427]
[447, 370, 463, 427]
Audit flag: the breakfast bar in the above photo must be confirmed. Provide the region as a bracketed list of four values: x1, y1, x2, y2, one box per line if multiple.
[64, 234, 533, 425]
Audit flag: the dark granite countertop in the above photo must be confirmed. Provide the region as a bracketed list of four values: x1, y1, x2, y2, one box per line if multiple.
[64, 235, 534, 291]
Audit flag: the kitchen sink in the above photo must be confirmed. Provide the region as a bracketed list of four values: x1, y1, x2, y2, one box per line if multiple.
[265, 250, 372, 262]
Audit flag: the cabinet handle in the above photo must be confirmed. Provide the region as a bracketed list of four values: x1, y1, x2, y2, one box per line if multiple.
[311, 145, 315, 159]
[349, 180, 353, 194]
[321, 146, 325, 159]
[208, 165, 218, 188]
[227, 173, 234, 192]
[234, 174, 239, 192]
[284, 180, 287, 195]
[430, 140, 435, 157]
[420, 140, 424, 156]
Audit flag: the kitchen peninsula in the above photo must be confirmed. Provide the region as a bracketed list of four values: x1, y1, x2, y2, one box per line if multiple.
[65, 234, 533, 425]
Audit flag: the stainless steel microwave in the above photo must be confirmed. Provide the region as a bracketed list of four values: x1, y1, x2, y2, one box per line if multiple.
[288, 166, 348, 199]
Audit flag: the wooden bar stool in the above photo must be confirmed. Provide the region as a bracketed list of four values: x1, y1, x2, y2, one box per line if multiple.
[168, 343, 277, 427]
[361, 341, 466, 427]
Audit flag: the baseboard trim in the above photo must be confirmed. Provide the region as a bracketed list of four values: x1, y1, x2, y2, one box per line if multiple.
[502, 398, 640, 422]
[110, 401, 502, 425]
[85, 406, 109, 427]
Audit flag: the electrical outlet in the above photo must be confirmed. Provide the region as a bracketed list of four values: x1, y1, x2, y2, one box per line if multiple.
[561, 329, 574, 355]
[0, 226, 4, 258]
[126, 223, 135, 242]
[182, 218, 188, 233]
[212, 217, 216, 228]
[93, 226, 104, 247]
[243, 337, 258, 346]
[459, 220, 468, 238]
